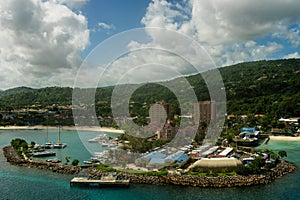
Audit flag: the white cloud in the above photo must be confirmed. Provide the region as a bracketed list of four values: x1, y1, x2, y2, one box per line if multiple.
[98, 22, 114, 30]
[283, 52, 300, 59]
[97, 0, 300, 86]
[49, 0, 89, 9]
[0, 0, 89, 89]
[273, 26, 300, 48]
[98, 22, 115, 32]
[132, 0, 300, 68]
[141, 0, 189, 30]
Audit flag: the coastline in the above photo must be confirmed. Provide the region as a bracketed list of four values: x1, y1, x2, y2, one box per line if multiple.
[2, 145, 296, 188]
[2, 146, 84, 174]
[269, 135, 300, 142]
[88, 160, 296, 188]
[0, 125, 124, 134]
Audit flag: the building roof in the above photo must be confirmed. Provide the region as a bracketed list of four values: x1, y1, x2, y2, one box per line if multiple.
[201, 146, 219, 156]
[241, 127, 256, 133]
[192, 158, 242, 169]
[143, 150, 190, 165]
[164, 151, 189, 164]
[143, 151, 166, 160]
[219, 147, 233, 157]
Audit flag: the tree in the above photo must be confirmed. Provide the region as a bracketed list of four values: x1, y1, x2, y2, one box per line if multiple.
[236, 165, 251, 176]
[65, 156, 71, 165]
[71, 159, 79, 166]
[278, 150, 287, 158]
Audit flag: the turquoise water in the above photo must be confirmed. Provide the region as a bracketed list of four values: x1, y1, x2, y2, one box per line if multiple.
[0, 130, 300, 200]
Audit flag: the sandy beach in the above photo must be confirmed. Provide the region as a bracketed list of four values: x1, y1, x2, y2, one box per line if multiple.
[269, 135, 300, 142]
[0, 125, 124, 134]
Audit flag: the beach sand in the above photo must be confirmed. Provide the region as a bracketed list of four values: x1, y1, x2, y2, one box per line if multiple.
[269, 135, 300, 142]
[0, 125, 124, 134]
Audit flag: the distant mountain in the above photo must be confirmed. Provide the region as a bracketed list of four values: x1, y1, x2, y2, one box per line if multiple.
[0, 87, 73, 107]
[0, 86, 34, 97]
[0, 59, 299, 118]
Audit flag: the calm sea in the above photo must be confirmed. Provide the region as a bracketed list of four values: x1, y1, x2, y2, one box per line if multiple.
[0, 129, 299, 200]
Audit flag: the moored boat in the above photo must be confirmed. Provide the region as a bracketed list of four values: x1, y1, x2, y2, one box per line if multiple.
[46, 158, 61, 163]
[53, 126, 67, 148]
[53, 143, 67, 149]
[88, 134, 108, 143]
[32, 151, 56, 157]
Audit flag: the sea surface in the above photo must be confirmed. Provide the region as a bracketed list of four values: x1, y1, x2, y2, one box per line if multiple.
[0, 129, 299, 200]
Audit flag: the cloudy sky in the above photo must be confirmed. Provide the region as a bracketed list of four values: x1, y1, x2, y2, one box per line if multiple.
[0, 0, 300, 90]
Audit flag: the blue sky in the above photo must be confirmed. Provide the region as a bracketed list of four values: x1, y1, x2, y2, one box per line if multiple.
[81, 0, 151, 57]
[0, 0, 300, 89]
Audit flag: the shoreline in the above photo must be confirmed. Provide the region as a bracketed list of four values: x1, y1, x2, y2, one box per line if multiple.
[0, 125, 124, 134]
[2, 145, 296, 188]
[2, 146, 83, 174]
[269, 135, 300, 142]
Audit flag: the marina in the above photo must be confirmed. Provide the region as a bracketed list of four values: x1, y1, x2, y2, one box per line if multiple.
[0, 129, 299, 199]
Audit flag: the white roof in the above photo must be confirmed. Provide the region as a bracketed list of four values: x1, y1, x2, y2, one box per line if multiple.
[192, 158, 242, 168]
[201, 146, 219, 156]
[219, 147, 233, 156]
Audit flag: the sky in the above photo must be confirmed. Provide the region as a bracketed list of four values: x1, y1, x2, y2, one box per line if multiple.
[0, 0, 300, 90]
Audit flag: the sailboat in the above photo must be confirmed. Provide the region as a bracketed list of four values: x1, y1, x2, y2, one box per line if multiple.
[53, 125, 67, 149]
[43, 126, 54, 149]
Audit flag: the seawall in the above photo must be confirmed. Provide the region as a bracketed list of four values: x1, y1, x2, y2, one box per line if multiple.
[2, 146, 82, 174]
[88, 161, 296, 188]
[3, 145, 296, 187]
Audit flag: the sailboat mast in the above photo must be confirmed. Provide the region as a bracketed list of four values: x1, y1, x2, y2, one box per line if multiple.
[58, 125, 61, 144]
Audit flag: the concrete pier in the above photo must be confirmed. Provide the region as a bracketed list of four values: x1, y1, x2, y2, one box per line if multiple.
[70, 173, 130, 188]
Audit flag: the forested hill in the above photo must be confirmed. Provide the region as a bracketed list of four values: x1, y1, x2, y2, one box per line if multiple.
[0, 86, 34, 97]
[0, 58, 299, 118]
[218, 59, 300, 117]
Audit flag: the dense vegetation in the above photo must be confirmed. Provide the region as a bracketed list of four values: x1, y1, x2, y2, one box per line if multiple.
[10, 138, 30, 157]
[0, 59, 299, 120]
[118, 133, 169, 153]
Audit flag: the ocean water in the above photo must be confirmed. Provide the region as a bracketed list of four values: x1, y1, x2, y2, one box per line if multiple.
[0, 129, 299, 200]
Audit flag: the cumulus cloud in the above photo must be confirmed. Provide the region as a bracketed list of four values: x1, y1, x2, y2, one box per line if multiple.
[137, 0, 300, 67]
[283, 52, 300, 59]
[74, 0, 300, 89]
[49, 0, 89, 9]
[97, 0, 300, 86]
[0, 0, 89, 89]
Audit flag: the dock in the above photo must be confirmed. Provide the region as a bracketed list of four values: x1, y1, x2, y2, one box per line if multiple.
[70, 173, 130, 188]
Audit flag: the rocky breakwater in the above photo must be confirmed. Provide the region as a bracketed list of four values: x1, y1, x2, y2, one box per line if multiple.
[88, 161, 295, 188]
[2, 146, 82, 175]
[3, 146, 26, 165]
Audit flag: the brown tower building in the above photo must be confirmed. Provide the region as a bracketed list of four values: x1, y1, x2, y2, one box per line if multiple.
[149, 102, 172, 123]
[194, 100, 216, 124]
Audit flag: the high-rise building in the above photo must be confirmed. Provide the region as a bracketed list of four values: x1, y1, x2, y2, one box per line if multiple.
[149, 102, 172, 123]
[194, 100, 216, 124]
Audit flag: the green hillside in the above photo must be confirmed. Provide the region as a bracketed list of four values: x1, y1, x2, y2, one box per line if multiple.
[0, 59, 299, 118]
[0, 86, 34, 97]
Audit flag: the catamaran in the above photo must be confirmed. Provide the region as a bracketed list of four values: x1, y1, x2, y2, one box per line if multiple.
[53, 125, 67, 149]
[42, 126, 54, 149]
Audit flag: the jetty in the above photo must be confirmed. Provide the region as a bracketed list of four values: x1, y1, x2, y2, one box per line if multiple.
[70, 173, 130, 188]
